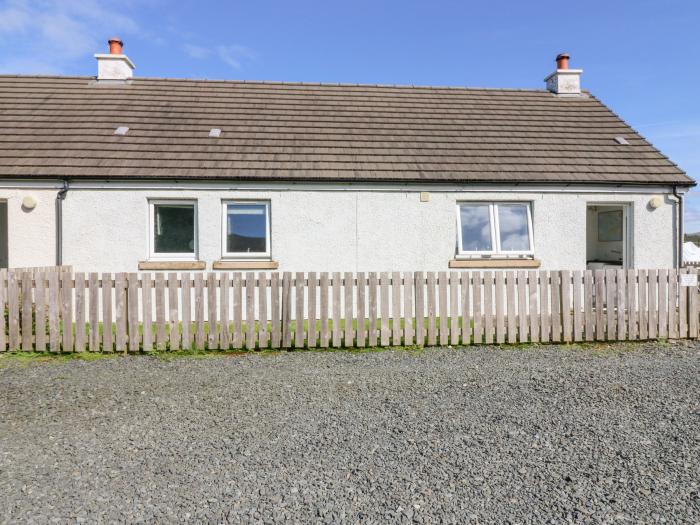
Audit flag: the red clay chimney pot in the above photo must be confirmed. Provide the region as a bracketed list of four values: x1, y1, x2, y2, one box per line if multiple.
[556, 53, 570, 70]
[108, 37, 124, 55]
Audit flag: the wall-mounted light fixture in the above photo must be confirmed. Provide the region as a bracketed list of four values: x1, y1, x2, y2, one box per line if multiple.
[21, 195, 37, 210]
[649, 196, 663, 209]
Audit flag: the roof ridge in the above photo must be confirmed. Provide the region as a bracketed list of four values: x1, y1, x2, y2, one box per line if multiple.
[0, 73, 557, 92]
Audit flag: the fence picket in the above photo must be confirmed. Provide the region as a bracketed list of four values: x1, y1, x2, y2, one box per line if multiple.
[282, 272, 292, 348]
[461, 272, 471, 345]
[528, 271, 538, 343]
[368, 272, 378, 347]
[517, 271, 527, 343]
[505, 271, 516, 344]
[61, 271, 74, 353]
[572, 271, 583, 342]
[414, 272, 424, 346]
[678, 269, 688, 339]
[483, 271, 495, 344]
[380, 272, 390, 346]
[320, 272, 330, 348]
[270, 273, 281, 348]
[638, 269, 648, 340]
[194, 273, 205, 350]
[495, 272, 505, 344]
[438, 271, 448, 346]
[594, 270, 605, 341]
[35, 272, 47, 352]
[357, 272, 367, 347]
[648, 269, 658, 339]
[154, 273, 166, 350]
[307, 272, 317, 348]
[539, 270, 550, 343]
[170, 273, 182, 350]
[113, 273, 125, 353]
[426, 272, 437, 346]
[347, 272, 357, 346]
[101, 273, 113, 352]
[232, 273, 243, 349]
[181, 273, 192, 351]
[658, 269, 668, 338]
[550, 271, 562, 343]
[605, 270, 616, 340]
[88, 273, 99, 352]
[584, 271, 594, 342]
[248, 272, 258, 350]
[142, 273, 153, 352]
[667, 269, 678, 339]
[627, 270, 637, 340]
[616, 269, 626, 340]
[450, 271, 460, 345]
[219, 272, 230, 350]
[127, 272, 139, 352]
[295, 272, 305, 348]
[209, 272, 220, 350]
[259, 272, 269, 349]
[403, 272, 414, 345]
[21, 272, 34, 351]
[560, 270, 571, 343]
[473, 272, 483, 344]
[332, 272, 342, 347]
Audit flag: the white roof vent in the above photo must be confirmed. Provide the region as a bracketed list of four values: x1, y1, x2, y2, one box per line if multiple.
[114, 126, 129, 135]
[209, 128, 222, 138]
[614, 136, 630, 145]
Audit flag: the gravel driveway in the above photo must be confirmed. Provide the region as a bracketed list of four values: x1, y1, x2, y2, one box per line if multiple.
[1, 342, 699, 524]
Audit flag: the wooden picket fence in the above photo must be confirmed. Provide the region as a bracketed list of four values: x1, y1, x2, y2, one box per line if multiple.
[1, 269, 698, 353]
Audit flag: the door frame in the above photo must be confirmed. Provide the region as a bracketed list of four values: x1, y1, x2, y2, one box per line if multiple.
[586, 202, 633, 269]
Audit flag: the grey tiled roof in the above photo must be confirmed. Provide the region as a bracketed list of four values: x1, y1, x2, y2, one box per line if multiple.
[0, 75, 692, 185]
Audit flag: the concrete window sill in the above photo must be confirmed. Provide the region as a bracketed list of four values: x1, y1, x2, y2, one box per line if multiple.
[213, 260, 279, 270]
[138, 261, 207, 270]
[449, 259, 541, 269]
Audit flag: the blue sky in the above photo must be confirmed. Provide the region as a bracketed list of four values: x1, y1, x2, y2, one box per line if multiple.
[1, 0, 698, 229]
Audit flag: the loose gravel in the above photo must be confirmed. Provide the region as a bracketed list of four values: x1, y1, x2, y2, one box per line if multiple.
[1, 342, 699, 524]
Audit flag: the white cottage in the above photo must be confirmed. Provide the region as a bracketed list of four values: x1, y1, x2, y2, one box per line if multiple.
[0, 42, 693, 273]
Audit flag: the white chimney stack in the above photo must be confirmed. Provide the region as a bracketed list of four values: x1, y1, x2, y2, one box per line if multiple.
[95, 37, 134, 82]
[544, 53, 582, 95]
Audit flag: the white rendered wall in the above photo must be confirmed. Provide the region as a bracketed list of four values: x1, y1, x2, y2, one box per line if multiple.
[0, 188, 56, 268]
[51, 184, 678, 273]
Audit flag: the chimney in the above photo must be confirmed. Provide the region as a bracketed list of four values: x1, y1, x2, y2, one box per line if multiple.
[95, 36, 135, 82]
[544, 52, 582, 95]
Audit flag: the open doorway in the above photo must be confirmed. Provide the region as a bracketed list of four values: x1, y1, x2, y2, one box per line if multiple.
[586, 204, 630, 270]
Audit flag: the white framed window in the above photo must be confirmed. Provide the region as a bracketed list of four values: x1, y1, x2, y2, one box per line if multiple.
[222, 200, 271, 258]
[456, 202, 533, 257]
[148, 199, 198, 260]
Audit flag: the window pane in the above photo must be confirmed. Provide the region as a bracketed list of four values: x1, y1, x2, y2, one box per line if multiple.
[497, 204, 531, 251]
[154, 204, 195, 254]
[460, 204, 492, 251]
[227, 203, 267, 253]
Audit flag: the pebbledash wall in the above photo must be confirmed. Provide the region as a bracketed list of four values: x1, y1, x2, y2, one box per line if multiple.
[1, 180, 681, 272]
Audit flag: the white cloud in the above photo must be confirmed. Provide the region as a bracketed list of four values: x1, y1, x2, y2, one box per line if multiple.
[182, 42, 257, 70]
[0, 0, 139, 73]
[183, 43, 211, 60]
[216, 44, 257, 69]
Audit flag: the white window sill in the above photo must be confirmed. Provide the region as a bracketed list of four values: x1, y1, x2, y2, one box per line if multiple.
[449, 259, 541, 269]
[213, 260, 279, 270]
[138, 260, 207, 270]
